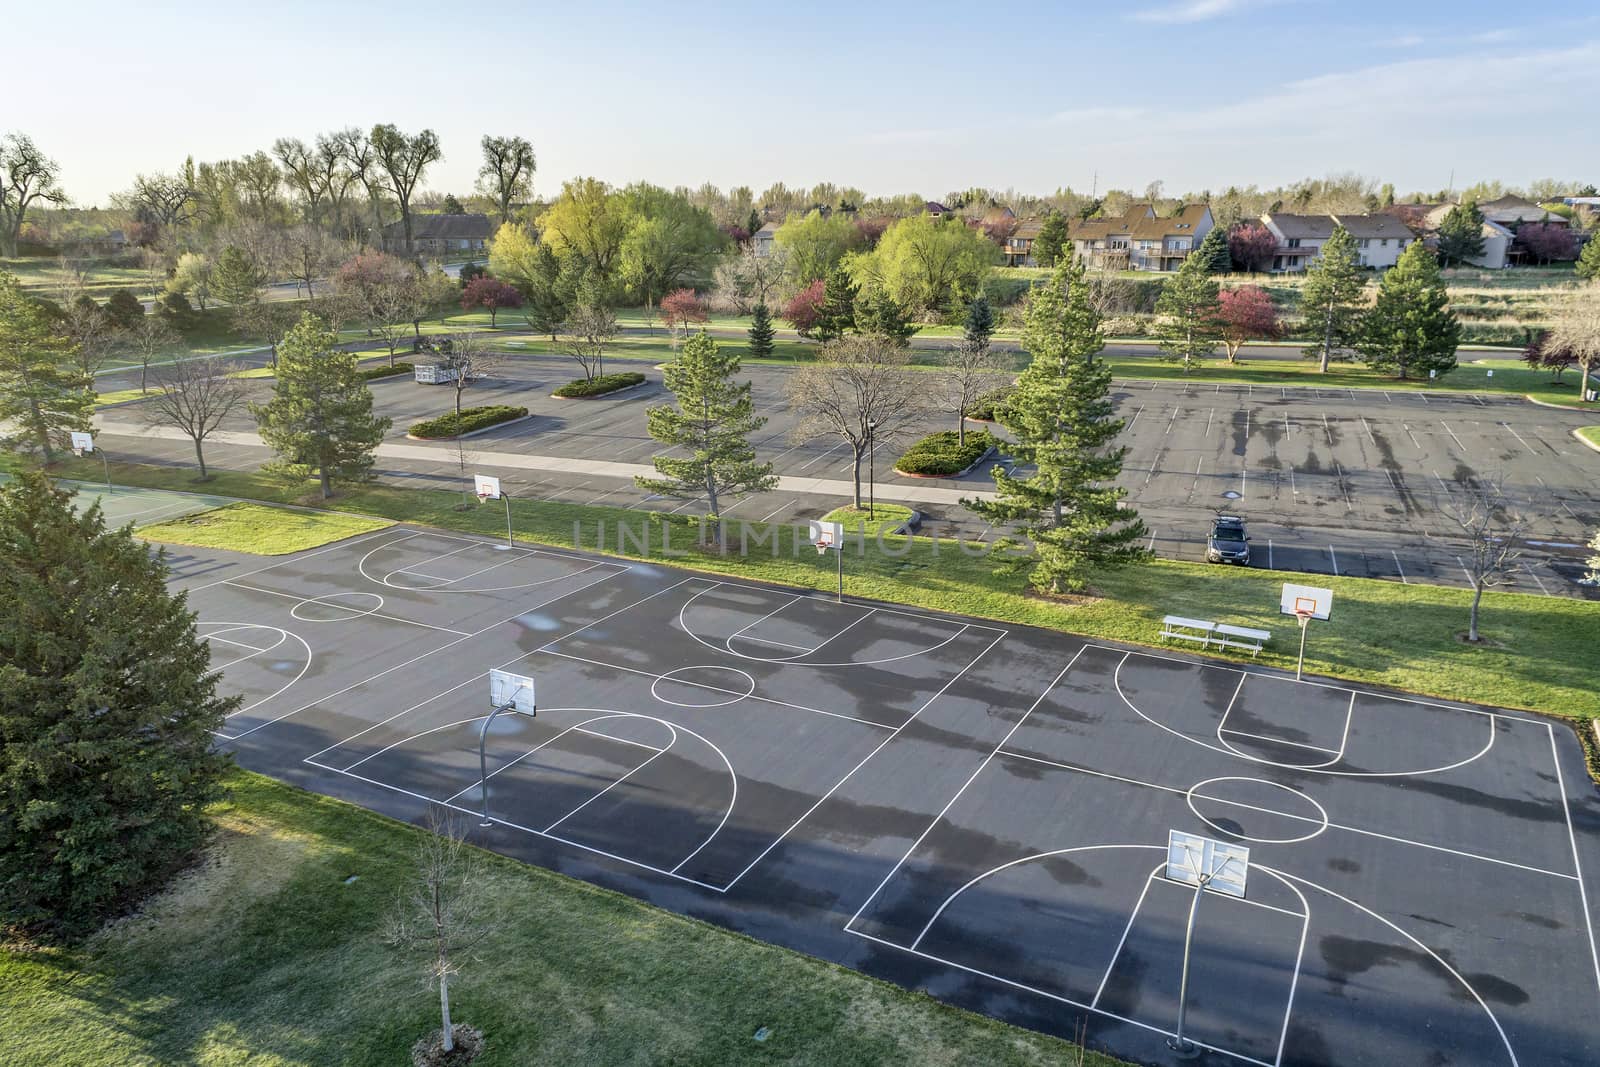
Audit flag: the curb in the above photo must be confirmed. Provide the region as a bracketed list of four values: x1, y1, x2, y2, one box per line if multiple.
[1573, 428, 1600, 455]
[1530, 394, 1597, 412]
[407, 412, 535, 443]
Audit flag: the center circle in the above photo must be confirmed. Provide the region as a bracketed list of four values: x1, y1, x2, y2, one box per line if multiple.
[291, 591, 386, 622]
[650, 665, 757, 708]
[1185, 776, 1329, 845]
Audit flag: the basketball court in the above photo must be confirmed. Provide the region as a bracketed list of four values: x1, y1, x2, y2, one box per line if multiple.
[177, 521, 1600, 1067]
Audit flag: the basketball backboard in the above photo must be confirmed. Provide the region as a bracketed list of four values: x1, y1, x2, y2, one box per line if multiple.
[70, 431, 94, 454]
[1279, 582, 1333, 621]
[807, 519, 844, 550]
[474, 473, 502, 501]
[488, 668, 535, 714]
[1166, 830, 1249, 898]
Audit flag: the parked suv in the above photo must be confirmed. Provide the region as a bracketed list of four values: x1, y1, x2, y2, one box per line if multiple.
[1206, 515, 1251, 565]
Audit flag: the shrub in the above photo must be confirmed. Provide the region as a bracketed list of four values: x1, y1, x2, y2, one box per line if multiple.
[359, 361, 413, 381]
[967, 386, 1013, 422]
[409, 404, 528, 439]
[552, 371, 646, 398]
[894, 430, 999, 476]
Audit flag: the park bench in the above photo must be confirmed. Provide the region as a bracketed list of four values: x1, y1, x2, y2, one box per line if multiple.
[1160, 615, 1215, 647]
[1211, 623, 1272, 657]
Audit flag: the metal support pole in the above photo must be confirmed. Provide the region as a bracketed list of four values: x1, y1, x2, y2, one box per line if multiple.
[503, 493, 514, 550]
[101, 449, 113, 496]
[477, 703, 529, 826]
[867, 423, 876, 520]
[835, 543, 843, 602]
[1168, 879, 1206, 1058]
[1296, 615, 1310, 681]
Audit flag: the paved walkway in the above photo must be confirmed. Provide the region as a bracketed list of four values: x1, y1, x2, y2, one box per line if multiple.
[95, 420, 992, 507]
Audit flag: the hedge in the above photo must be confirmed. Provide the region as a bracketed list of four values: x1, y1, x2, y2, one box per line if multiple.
[895, 430, 1000, 476]
[967, 386, 1014, 423]
[552, 372, 646, 398]
[359, 361, 413, 381]
[409, 404, 528, 439]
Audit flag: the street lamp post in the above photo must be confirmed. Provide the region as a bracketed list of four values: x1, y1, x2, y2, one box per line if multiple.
[866, 418, 877, 520]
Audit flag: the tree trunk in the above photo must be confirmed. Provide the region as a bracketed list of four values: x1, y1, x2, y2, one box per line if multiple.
[956, 409, 966, 447]
[194, 437, 208, 479]
[319, 467, 331, 499]
[1320, 304, 1333, 373]
[851, 443, 865, 509]
[705, 474, 722, 552]
[1468, 582, 1483, 642]
[439, 974, 454, 1052]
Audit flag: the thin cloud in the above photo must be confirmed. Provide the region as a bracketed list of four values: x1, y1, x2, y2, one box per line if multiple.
[1131, 0, 1257, 24]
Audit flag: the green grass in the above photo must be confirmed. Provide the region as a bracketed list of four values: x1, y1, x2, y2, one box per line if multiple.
[137, 502, 393, 555]
[1576, 426, 1600, 449]
[820, 503, 918, 537]
[46, 457, 1600, 723]
[0, 770, 1122, 1067]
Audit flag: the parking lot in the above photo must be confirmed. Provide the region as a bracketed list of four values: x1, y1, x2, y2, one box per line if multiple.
[95, 351, 1600, 598]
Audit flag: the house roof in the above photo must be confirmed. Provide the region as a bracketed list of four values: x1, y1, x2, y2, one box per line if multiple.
[924, 201, 951, 214]
[382, 213, 494, 240]
[1328, 213, 1415, 240]
[1477, 195, 1564, 224]
[1071, 203, 1209, 243]
[755, 221, 780, 236]
[1011, 219, 1043, 240]
[1265, 213, 1337, 241]
[980, 205, 1016, 226]
[1268, 212, 1415, 242]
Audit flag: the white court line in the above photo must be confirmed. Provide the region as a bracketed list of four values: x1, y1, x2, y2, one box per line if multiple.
[381, 539, 484, 583]
[539, 647, 890, 730]
[730, 634, 814, 652]
[1220, 727, 1340, 756]
[1392, 550, 1408, 583]
[725, 629, 1012, 892]
[842, 927, 1275, 1067]
[223, 580, 471, 636]
[724, 593, 805, 648]
[185, 526, 402, 594]
[847, 647, 1082, 930]
[1328, 545, 1338, 575]
[218, 565, 628, 743]
[573, 725, 665, 753]
[543, 722, 678, 833]
[436, 713, 649, 802]
[1091, 863, 1166, 1006]
[204, 634, 272, 654]
[1550, 724, 1600, 1003]
[303, 756, 728, 893]
[992, 748, 1578, 881]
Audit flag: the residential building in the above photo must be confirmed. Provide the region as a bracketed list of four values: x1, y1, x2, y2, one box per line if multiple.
[1068, 203, 1213, 272]
[1004, 219, 1042, 266]
[923, 201, 955, 219]
[752, 220, 780, 257]
[380, 213, 494, 255]
[1475, 195, 1568, 230]
[1259, 213, 1415, 271]
[1419, 204, 1517, 268]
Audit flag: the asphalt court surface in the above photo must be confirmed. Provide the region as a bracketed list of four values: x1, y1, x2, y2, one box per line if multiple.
[174, 523, 1600, 1065]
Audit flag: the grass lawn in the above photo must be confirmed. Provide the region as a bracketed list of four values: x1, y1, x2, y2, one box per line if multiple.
[1576, 426, 1600, 450]
[0, 771, 1120, 1067]
[820, 502, 918, 537]
[43, 457, 1600, 730]
[137, 502, 393, 555]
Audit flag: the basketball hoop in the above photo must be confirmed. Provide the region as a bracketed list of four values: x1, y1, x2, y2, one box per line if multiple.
[814, 534, 834, 556]
[476, 492, 490, 505]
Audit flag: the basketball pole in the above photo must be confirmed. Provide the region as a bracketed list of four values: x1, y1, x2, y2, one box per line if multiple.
[1296, 612, 1311, 680]
[835, 538, 843, 602]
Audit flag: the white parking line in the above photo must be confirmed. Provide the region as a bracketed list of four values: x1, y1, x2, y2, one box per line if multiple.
[1392, 551, 1408, 583]
[1328, 545, 1339, 575]
[1440, 420, 1467, 452]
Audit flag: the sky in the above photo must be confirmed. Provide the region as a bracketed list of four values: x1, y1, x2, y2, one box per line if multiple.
[11, 0, 1600, 207]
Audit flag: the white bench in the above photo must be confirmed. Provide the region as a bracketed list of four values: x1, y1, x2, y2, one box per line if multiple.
[1160, 615, 1215, 646]
[1212, 623, 1272, 657]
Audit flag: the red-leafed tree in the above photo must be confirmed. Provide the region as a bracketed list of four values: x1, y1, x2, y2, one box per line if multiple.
[460, 276, 522, 326]
[854, 216, 890, 248]
[782, 279, 827, 339]
[1522, 331, 1578, 382]
[722, 224, 751, 247]
[1515, 223, 1578, 265]
[660, 287, 709, 347]
[1228, 222, 1278, 273]
[1217, 285, 1280, 362]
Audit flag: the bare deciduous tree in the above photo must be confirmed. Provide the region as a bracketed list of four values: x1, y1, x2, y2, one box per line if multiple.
[1445, 476, 1527, 642]
[937, 338, 1008, 447]
[125, 311, 178, 393]
[1548, 282, 1600, 403]
[282, 225, 344, 302]
[787, 336, 926, 510]
[713, 247, 790, 314]
[559, 302, 618, 380]
[384, 806, 490, 1058]
[0, 133, 68, 257]
[144, 357, 249, 479]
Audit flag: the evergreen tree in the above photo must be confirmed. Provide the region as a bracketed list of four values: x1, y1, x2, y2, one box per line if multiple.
[1033, 212, 1069, 267]
[521, 243, 570, 340]
[211, 245, 264, 309]
[747, 301, 775, 359]
[0, 272, 93, 460]
[1194, 224, 1232, 273]
[815, 265, 858, 342]
[103, 288, 145, 332]
[636, 330, 777, 547]
[1152, 254, 1222, 370]
[1356, 242, 1461, 380]
[0, 470, 236, 939]
[965, 260, 1147, 595]
[1576, 236, 1600, 281]
[963, 293, 996, 351]
[856, 288, 918, 347]
[1436, 201, 1487, 267]
[251, 312, 391, 498]
[1300, 226, 1366, 372]
[746, 208, 763, 241]
[943, 294, 1004, 447]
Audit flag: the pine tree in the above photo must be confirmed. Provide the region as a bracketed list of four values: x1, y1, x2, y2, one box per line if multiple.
[521, 243, 569, 340]
[963, 293, 996, 350]
[816, 265, 858, 342]
[1356, 242, 1461, 380]
[1576, 236, 1600, 281]
[1436, 201, 1487, 267]
[636, 330, 777, 547]
[211, 245, 264, 309]
[1194, 225, 1232, 273]
[251, 312, 392, 498]
[747, 301, 775, 359]
[1152, 254, 1222, 370]
[965, 260, 1147, 595]
[1033, 212, 1069, 267]
[1299, 226, 1366, 372]
[0, 470, 236, 939]
[0, 272, 93, 461]
[856, 288, 917, 347]
[746, 208, 763, 242]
